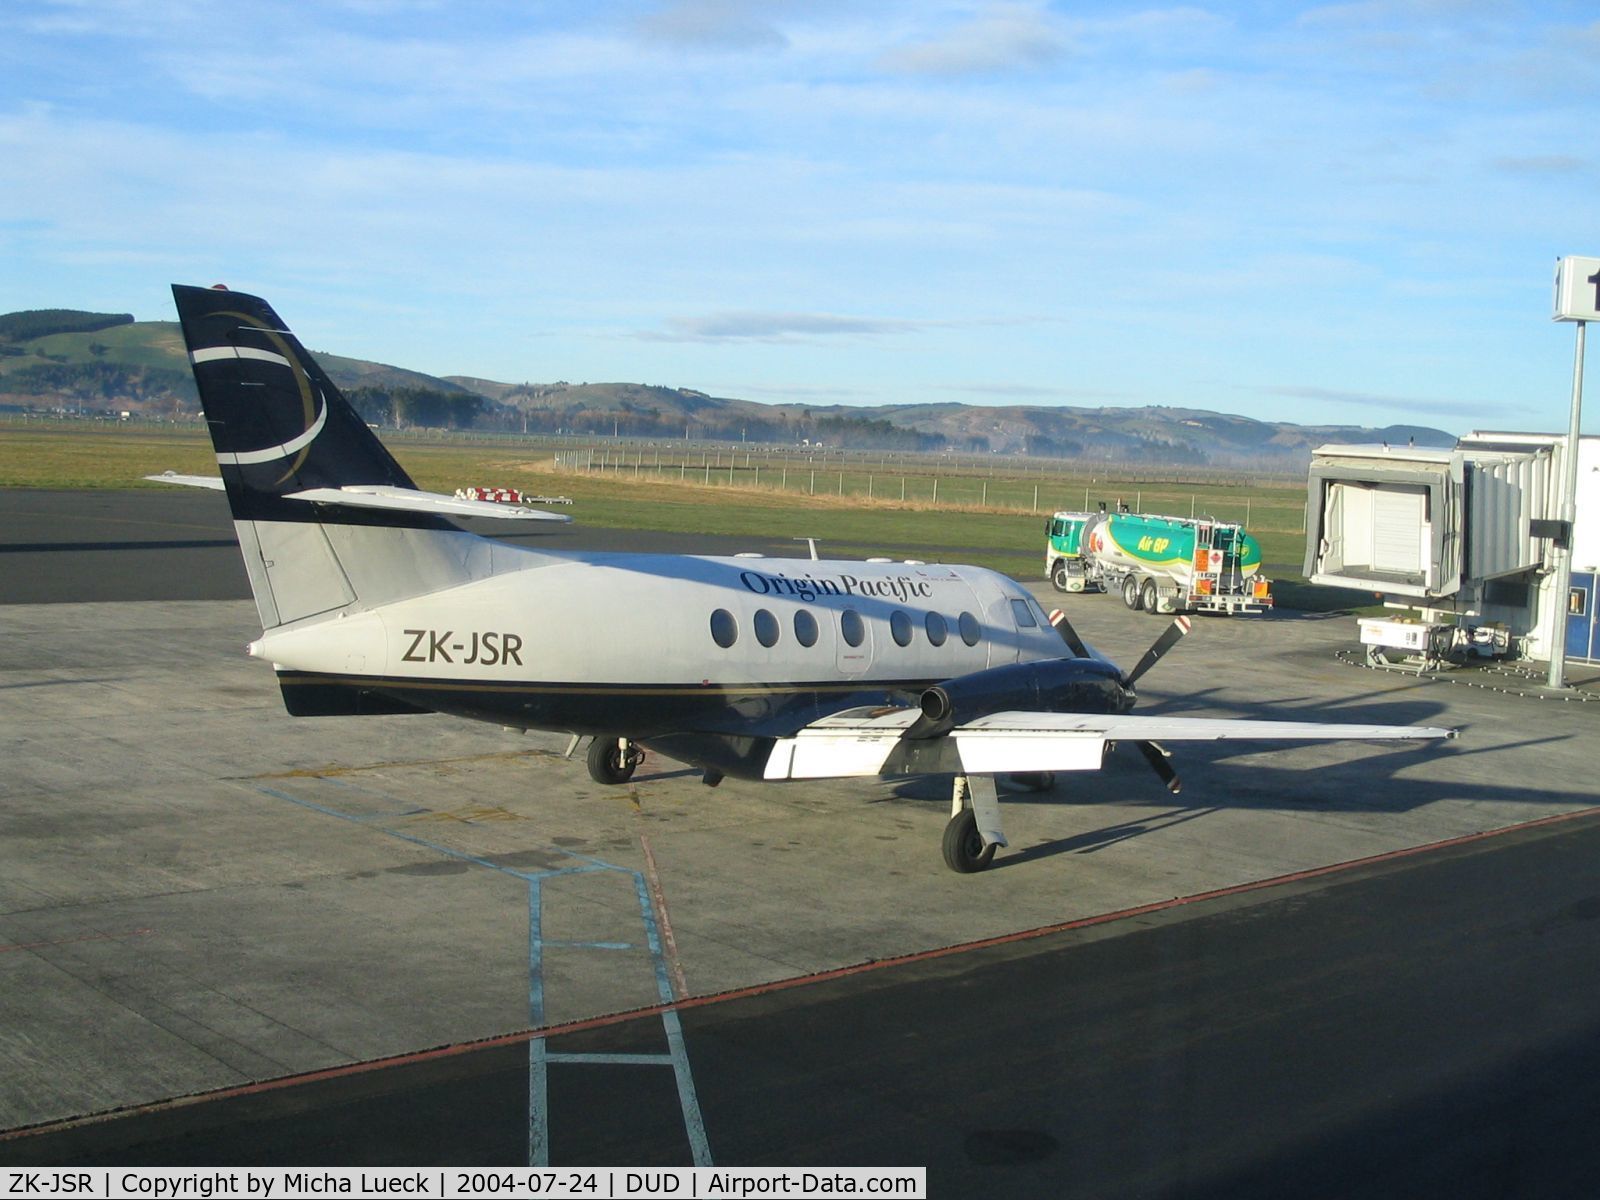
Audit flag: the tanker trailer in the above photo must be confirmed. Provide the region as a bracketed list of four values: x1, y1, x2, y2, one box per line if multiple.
[1047, 509, 1272, 615]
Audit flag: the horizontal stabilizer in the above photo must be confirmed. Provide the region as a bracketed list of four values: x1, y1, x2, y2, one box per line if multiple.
[283, 485, 572, 521]
[144, 474, 570, 521]
[143, 471, 225, 490]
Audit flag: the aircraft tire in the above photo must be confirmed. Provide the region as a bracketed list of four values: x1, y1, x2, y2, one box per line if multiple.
[942, 809, 997, 873]
[1122, 575, 1143, 610]
[1051, 561, 1071, 591]
[1140, 579, 1160, 613]
[586, 736, 638, 785]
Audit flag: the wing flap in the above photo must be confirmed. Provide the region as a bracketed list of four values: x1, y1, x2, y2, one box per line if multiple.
[762, 708, 1454, 781]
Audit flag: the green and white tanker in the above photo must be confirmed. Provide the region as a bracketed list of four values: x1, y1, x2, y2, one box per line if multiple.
[1045, 509, 1272, 615]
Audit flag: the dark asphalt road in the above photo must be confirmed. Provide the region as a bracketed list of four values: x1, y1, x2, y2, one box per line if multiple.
[0, 489, 902, 605]
[7, 813, 1600, 1198]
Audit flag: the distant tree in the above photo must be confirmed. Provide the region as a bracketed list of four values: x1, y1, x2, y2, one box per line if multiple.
[0, 310, 135, 342]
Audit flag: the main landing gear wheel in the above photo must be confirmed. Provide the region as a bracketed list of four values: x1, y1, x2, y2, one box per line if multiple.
[586, 736, 641, 784]
[1051, 561, 1071, 592]
[1122, 575, 1143, 610]
[1140, 578, 1159, 614]
[942, 809, 997, 873]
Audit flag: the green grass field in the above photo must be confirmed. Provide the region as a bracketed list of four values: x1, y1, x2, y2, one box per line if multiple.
[0, 421, 1370, 610]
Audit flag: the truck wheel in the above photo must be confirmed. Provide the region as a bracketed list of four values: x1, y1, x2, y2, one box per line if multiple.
[1051, 561, 1071, 592]
[1122, 575, 1142, 610]
[1140, 579, 1160, 614]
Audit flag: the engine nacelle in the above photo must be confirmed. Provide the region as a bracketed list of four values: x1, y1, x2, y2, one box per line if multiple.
[909, 656, 1129, 739]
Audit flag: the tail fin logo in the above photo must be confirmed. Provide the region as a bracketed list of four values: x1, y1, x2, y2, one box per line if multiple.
[194, 309, 327, 482]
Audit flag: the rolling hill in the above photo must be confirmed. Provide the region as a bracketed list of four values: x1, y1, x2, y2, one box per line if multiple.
[0, 308, 1453, 467]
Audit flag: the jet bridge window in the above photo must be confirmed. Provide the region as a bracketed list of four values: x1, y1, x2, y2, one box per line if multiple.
[890, 610, 913, 647]
[840, 609, 865, 647]
[925, 611, 948, 646]
[753, 608, 779, 648]
[958, 611, 981, 646]
[793, 609, 819, 647]
[710, 608, 737, 648]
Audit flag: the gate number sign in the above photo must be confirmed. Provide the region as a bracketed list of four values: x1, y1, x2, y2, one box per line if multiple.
[1554, 255, 1600, 322]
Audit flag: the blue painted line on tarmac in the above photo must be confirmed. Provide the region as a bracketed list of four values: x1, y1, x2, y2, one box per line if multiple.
[251, 780, 713, 1169]
[528, 880, 548, 1168]
[632, 871, 714, 1166]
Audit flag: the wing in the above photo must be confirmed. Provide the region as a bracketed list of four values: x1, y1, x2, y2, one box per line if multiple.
[144, 475, 570, 521]
[763, 707, 1455, 780]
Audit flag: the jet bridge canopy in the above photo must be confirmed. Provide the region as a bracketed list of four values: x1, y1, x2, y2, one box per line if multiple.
[1303, 443, 1551, 600]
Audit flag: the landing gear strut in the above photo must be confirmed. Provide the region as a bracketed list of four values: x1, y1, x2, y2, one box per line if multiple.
[586, 736, 643, 784]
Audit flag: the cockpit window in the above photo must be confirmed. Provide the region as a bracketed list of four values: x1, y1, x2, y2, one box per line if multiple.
[1010, 598, 1038, 628]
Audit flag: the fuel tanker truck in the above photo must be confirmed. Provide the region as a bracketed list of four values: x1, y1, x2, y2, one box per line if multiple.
[1045, 508, 1273, 615]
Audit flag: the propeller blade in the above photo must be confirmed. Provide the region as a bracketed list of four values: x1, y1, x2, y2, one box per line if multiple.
[1122, 615, 1193, 689]
[1047, 608, 1090, 659]
[1135, 740, 1182, 794]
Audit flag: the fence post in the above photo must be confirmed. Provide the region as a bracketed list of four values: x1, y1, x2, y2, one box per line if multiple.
[932, 478, 938, 505]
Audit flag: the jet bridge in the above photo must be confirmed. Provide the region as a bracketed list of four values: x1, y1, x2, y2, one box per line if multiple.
[1303, 437, 1584, 665]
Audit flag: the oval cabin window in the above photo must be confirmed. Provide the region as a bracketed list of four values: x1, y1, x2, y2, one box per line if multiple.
[958, 611, 981, 646]
[710, 608, 738, 648]
[793, 609, 819, 647]
[840, 609, 865, 647]
[754, 608, 780, 647]
[890, 610, 913, 647]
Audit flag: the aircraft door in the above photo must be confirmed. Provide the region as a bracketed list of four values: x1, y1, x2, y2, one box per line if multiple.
[1567, 571, 1598, 664]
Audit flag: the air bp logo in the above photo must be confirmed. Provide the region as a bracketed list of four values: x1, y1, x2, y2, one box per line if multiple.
[190, 310, 326, 483]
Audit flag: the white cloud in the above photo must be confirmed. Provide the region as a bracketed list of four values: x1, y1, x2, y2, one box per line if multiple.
[635, 0, 789, 51]
[877, 2, 1069, 77]
[647, 312, 926, 342]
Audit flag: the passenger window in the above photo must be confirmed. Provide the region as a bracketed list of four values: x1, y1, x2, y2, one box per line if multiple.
[1010, 598, 1037, 627]
[754, 608, 779, 648]
[890, 610, 913, 647]
[794, 609, 819, 647]
[710, 608, 737, 648]
[840, 609, 865, 648]
[925, 611, 948, 646]
[958, 611, 981, 646]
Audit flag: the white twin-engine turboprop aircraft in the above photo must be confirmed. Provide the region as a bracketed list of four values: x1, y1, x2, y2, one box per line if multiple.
[153, 284, 1455, 872]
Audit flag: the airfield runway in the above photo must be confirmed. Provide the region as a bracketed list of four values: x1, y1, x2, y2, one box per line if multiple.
[4, 489, 1600, 1197]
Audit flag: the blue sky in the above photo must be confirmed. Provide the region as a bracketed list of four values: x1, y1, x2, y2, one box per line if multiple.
[3, 1, 1597, 434]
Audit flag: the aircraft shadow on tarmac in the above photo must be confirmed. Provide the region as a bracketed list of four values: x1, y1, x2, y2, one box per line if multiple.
[881, 700, 1582, 869]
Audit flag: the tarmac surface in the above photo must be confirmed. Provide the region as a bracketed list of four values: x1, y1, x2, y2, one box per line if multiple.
[4, 489, 1600, 1196]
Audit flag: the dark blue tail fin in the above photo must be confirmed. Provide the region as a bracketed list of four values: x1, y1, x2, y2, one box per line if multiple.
[171, 284, 421, 517]
[171, 284, 502, 628]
